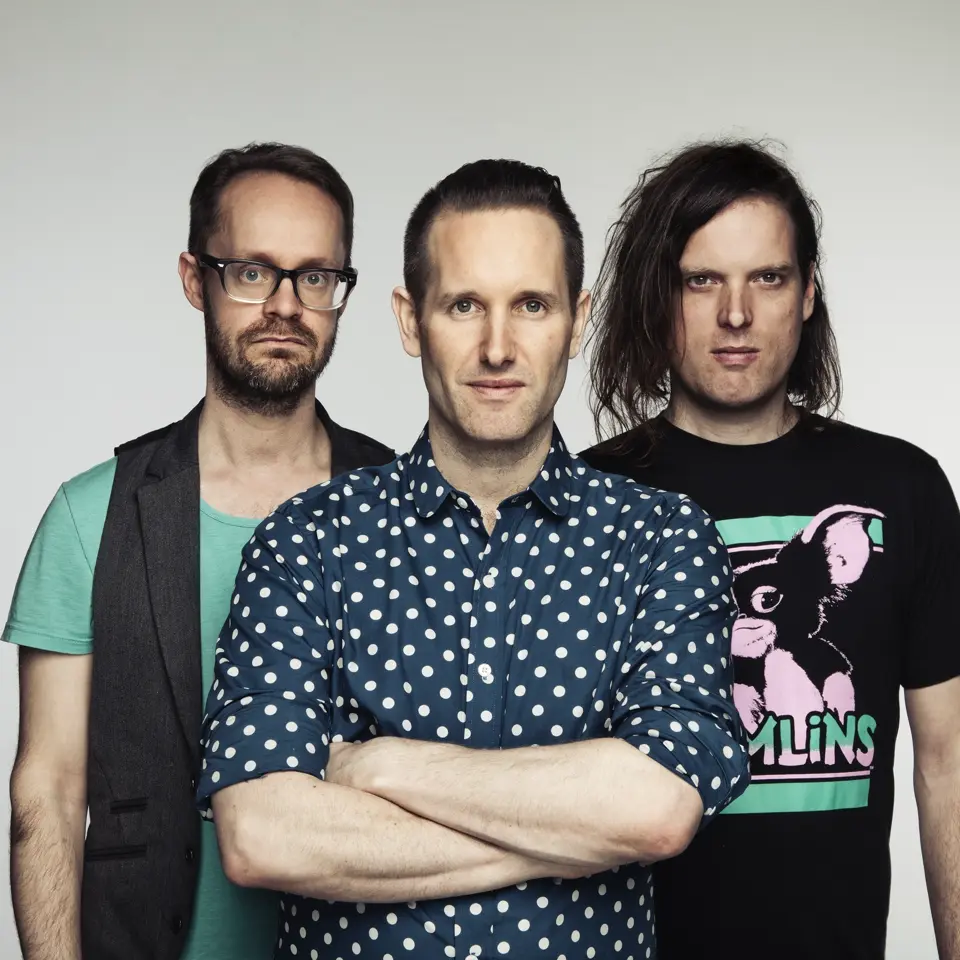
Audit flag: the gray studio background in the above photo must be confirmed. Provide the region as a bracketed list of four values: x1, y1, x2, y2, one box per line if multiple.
[1, 1, 957, 956]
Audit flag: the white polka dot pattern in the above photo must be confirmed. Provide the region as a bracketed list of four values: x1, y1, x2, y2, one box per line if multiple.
[197, 428, 749, 959]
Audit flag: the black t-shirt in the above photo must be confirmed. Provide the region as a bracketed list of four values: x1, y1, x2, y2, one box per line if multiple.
[581, 414, 960, 960]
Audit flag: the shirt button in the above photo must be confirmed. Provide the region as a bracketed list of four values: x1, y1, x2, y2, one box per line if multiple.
[170, 916, 183, 934]
[483, 574, 496, 589]
[184, 847, 195, 863]
[478, 664, 494, 683]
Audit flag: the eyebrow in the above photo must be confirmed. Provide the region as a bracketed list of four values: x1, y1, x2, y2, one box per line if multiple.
[680, 262, 795, 276]
[231, 252, 344, 270]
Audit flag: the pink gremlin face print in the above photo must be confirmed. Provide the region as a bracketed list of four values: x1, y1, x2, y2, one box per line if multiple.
[730, 506, 885, 747]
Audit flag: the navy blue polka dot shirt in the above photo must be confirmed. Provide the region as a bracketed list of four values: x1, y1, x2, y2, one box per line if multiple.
[198, 428, 749, 959]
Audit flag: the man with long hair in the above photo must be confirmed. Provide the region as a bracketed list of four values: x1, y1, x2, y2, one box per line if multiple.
[581, 140, 960, 960]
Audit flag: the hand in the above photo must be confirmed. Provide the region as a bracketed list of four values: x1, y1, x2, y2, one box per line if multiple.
[326, 736, 451, 796]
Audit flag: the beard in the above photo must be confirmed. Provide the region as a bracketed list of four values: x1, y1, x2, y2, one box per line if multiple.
[203, 290, 337, 416]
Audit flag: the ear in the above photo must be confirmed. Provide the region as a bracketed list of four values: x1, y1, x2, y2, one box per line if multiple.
[801, 506, 884, 586]
[802, 264, 816, 323]
[569, 289, 591, 359]
[179, 252, 205, 312]
[392, 286, 422, 359]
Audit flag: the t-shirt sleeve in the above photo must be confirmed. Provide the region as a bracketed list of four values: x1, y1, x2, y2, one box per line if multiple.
[902, 458, 960, 689]
[196, 508, 336, 817]
[2, 485, 96, 655]
[610, 494, 751, 824]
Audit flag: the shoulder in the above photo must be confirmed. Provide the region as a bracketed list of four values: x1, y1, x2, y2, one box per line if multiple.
[579, 426, 652, 477]
[113, 417, 180, 456]
[273, 458, 403, 523]
[811, 417, 943, 478]
[60, 456, 119, 518]
[332, 421, 396, 468]
[570, 453, 695, 519]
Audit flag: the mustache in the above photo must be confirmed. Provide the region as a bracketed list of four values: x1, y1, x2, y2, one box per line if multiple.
[239, 319, 319, 350]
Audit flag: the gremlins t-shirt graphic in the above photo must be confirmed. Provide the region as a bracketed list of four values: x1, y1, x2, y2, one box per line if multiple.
[722, 505, 884, 814]
[581, 416, 960, 960]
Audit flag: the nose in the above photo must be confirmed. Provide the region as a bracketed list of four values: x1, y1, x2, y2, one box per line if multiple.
[264, 276, 302, 320]
[479, 312, 516, 369]
[719, 282, 750, 330]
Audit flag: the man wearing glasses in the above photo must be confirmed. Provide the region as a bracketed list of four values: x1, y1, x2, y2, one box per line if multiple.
[5, 143, 394, 960]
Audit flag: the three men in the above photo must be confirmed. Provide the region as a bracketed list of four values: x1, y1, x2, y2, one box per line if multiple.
[582, 141, 960, 960]
[197, 159, 749, 958]
[6, 143, 393, 960]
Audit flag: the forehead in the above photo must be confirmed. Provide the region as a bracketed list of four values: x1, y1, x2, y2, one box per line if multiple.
[426, 208, 565, 295]
[213, 172, 345, 263]
[680, 198, 797, 269]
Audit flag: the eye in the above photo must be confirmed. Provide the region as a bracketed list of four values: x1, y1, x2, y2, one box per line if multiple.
[685, 275, 713, 289]
[521, 300, 545, 315]
[241, 267, 266, 284]
[757, 272, 783, 286]
[750, 585, 783, 614]
[301, 271, 330, 288]
[452, 299, 475, 315]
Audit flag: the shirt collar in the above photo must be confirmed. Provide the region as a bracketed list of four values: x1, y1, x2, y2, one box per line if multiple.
[405, 425, 577, 519]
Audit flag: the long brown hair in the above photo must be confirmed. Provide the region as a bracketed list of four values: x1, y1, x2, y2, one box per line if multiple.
[587, 140, 842, 441]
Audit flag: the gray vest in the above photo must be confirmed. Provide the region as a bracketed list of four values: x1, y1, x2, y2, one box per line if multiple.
[83, 400, 393, 959]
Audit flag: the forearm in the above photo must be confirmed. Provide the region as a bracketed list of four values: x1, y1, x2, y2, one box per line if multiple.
[916, 767, 960, 960]
[10, 787, 86, 960]
[340, 738, 702, 870]
[214, 772, 584, 903]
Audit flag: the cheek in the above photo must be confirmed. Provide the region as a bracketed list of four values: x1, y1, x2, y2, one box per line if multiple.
[674, 298, 713, 351]
[543, 332, 573, 373]
[419, 329, 473, 385]
[758, 298, 805, 347]
[214, 298, 259, 337]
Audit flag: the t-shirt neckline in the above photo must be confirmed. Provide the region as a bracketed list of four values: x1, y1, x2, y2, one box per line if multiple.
[199, 499, 263, 528]
[657, 414, 810, 461]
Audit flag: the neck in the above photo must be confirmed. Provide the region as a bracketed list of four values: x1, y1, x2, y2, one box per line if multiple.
[665, 389, 799, 446]
[429, 413, 554, 528]
[198, 386, 328, 470]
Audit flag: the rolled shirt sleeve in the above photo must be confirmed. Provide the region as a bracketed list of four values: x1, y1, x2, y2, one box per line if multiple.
[611, 495, 750, 822]
[196, 506, 335, 816]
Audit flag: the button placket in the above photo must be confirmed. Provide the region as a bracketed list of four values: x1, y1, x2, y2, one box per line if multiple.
[464, 507, 519, 749]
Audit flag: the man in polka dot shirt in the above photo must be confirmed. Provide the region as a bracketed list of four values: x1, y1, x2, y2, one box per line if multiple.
[197, 159, 750, 960]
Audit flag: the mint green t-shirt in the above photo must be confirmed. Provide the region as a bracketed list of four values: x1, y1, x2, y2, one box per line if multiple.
[2, 457, 279, 960]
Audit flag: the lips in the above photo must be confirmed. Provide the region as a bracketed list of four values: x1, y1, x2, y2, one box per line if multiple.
[712, 347, 759, 367]
[468, 380, 524, 389]
[467, 380, 525, 399]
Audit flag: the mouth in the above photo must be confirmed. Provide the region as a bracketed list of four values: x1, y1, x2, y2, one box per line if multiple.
[712, 346, 759, 367]
[732, 625, 770, 658]
[466, 379, 525, 399]
[253, 336, 308, 347]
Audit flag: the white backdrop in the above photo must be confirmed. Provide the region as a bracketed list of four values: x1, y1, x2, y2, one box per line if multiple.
[1, 1, 957, 956]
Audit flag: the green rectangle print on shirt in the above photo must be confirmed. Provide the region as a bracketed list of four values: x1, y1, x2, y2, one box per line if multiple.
[2, 458, 279, 960]
[715, 510, 883, 816]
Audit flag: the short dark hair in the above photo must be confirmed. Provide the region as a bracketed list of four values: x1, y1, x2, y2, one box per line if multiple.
[187, 142, 355, 265]
[403, 159, 584, 314]
[587, 140, 842, 439]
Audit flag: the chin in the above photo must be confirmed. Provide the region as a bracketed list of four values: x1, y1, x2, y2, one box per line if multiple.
[684, 376, 784, 414]
[459, 415, 534, 446]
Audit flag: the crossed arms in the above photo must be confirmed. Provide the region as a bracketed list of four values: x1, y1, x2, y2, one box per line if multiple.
[213, 736, 708, 903]
[201, 497, 750, 904]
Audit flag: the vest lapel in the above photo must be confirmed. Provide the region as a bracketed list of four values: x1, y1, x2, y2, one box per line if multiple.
[137, 404, 203, 764]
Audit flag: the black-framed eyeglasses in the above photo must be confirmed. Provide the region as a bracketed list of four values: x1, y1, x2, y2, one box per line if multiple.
[198, 254, 358, 312]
